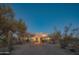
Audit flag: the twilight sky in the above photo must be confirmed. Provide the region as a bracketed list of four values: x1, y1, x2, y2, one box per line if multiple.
[12, 3, 79, 33]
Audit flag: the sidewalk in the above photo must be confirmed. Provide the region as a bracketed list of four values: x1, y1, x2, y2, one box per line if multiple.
[0, 46, 10, 55]
[0, 44, 22, 55]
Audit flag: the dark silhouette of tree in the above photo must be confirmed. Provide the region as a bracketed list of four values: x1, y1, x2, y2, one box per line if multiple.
[0, 4, 27, 50]
[17, 19, 27, 33]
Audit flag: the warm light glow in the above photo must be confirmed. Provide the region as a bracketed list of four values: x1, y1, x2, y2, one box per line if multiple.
[42, 34, 48, 37]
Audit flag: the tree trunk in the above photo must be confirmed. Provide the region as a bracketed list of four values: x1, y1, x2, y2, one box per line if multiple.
[7, 31, 13, 52]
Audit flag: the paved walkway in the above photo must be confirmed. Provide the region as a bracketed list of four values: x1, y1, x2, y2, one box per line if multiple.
[11, 43, 74, 55]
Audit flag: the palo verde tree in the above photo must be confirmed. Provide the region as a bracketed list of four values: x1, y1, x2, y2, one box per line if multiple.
[0, 4, 14, 35]
[0, 4, 27, 48]
[0, 4, 27, 36]
[17, 19, 27, 33]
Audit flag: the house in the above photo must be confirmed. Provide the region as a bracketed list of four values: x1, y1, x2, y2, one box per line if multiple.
[31, 33, 51, 44]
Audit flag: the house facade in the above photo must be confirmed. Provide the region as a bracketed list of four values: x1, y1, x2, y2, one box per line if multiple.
[31, 33, 51, 44]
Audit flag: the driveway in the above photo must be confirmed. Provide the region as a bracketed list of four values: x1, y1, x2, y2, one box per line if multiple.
[11, 43, 74, 55]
